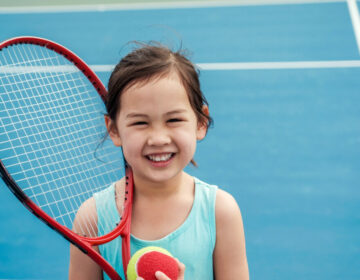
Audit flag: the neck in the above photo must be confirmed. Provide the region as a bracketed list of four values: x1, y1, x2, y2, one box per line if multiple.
[132, 171, 190, 200]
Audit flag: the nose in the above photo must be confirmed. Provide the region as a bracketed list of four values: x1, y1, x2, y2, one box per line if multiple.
[146, 126, 171, 146]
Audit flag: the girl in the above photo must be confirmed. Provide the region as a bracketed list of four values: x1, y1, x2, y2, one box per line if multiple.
[69, 43, 249, 280]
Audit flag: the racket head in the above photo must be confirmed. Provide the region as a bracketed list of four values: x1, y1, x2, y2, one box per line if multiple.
[0, 36, 132, 245]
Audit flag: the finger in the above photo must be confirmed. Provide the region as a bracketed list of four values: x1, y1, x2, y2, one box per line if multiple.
[174, 258, 186, 279]
[155, 271, 170, 280]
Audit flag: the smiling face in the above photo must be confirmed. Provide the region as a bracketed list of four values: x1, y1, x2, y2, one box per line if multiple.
[105, 71, 207, 184]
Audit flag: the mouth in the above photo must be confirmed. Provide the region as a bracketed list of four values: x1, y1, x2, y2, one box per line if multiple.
[146, 153, 175, 163]
[146, 153, 175, 162]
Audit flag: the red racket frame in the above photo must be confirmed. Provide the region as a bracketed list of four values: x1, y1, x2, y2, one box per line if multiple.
[0, 36, 133, 280]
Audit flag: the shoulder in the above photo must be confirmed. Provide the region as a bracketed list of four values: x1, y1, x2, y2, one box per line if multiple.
[193, 177, 241, 221]
[76, 196, 97, 217]
[215, 188, 242, 223]
[73, 197, 98, 237]
[213, 188, 249, 279]
[69, 197, 103, 279]
[73, 180, 121, 236]
[214, 188, 246, 254]
[193, 178, 240, 220]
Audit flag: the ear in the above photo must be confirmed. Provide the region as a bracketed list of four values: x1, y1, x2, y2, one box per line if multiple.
[104, 115, 122, 147]
[196, 105, 209, 141]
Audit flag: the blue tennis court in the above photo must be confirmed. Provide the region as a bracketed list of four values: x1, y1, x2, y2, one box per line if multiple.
[0, 1, 359, 279]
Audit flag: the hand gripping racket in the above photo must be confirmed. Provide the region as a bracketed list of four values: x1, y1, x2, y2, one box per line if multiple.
[0, 36, 133, 280]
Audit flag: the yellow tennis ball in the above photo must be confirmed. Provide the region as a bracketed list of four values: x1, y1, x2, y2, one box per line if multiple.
[127, 246, 179, 280]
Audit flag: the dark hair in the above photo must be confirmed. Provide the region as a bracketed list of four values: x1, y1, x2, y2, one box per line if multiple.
[105, 42, 213, 165]
[106, 42, 212, 126]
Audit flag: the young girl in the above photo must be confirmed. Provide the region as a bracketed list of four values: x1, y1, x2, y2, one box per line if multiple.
[69, 43, 249, 280]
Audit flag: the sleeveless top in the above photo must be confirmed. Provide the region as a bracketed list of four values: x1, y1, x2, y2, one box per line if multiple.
[93, 177, 218, 279]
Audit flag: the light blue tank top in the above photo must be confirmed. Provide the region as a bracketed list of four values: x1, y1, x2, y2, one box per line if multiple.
[94, 177, 218, 279]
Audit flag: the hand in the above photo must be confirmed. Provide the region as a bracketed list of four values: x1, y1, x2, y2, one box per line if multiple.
[137, 258, 185, 280]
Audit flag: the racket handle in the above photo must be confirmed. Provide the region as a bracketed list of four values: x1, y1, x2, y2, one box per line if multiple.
[122, 232, 131, 280]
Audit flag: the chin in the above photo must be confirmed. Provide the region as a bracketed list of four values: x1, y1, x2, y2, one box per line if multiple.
[136, 167, 184, 184]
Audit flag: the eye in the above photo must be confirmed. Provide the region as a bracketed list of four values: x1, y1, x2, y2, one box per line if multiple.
[132, 121, 148, 126]
[167, 118, 183, 123]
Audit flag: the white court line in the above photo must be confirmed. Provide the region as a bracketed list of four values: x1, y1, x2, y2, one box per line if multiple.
[347, 0, 360, 55]
[0, 0, 346, 14]
[0, 65, 78, 74]
[90, 60, 360, 72]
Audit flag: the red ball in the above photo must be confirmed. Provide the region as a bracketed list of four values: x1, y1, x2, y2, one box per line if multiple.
[137, 251, 179, 280]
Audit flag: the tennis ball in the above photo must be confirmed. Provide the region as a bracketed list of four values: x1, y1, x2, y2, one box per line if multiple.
[127, 246, 179, 280]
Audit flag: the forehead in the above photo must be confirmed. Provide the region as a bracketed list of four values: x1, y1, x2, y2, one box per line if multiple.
[120, 72, 192, 112]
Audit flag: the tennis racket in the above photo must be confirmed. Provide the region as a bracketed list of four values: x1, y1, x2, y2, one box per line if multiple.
[0, 36, 133, 280]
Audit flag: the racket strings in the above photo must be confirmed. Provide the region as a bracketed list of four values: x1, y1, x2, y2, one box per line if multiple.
[6, 46, 83, 229]
[0, 43, 124, 237]
[9, 44, 87, 225]
[31, 45, 117, 237]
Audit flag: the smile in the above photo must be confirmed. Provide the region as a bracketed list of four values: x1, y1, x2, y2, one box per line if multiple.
[146, 153, 174, 162]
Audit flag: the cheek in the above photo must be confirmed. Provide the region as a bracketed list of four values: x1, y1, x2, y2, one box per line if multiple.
[174, 129, 197, 155]
[119, 130, 144, 159]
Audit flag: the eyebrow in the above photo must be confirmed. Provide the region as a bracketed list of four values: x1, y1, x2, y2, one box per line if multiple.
[126, 109, 187, 119]
[125, 113, 147, 119]
[166, 109, 187, 115]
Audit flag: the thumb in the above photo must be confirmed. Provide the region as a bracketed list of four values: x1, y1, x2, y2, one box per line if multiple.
[155, 271, 170, 280]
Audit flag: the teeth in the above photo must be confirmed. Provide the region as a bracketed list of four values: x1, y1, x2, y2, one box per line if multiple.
[148, 153, 172, 162]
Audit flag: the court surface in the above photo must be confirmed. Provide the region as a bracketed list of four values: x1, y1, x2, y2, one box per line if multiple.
[0, 0, 359, 279]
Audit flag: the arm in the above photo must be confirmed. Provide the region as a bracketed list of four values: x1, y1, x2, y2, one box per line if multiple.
[213, 189, 249, 280]
[69, 197, 103, 280]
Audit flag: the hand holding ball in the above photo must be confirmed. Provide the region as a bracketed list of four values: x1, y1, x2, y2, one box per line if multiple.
[127, 246, 179, 280]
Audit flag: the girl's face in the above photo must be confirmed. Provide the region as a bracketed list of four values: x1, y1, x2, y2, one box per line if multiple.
[106, 71, 207, 184]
